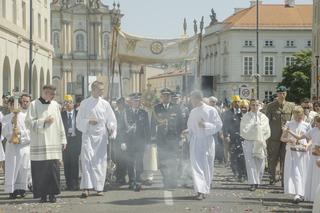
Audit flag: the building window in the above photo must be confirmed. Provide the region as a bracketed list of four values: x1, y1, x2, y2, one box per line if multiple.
[12, 0, 17, 24]
[22, 1, 26, 29]
[307, 40, 312, 47]
[53, 32, 60, 49]
[264, 40, 274, 47]
[244, 40, 253, 47]
[76, 34, 85, 51]
[103, 34, 109, 49]
[285, 56, 295, 67]
[285, 40, 295, 47]
[243, 56, 253, 75]
[264, 91, 273, 102]
[38, 13, 41, 38]
[264, 56, 274, 75]
[44, 18, 48, 41]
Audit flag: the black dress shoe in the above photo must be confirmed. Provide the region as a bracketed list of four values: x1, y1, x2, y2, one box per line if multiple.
[49, 194, 56, 203]
[9, 193, 17, 199]
[28, 183, 33, 192]
[40, 196, 47, 203]
[249, 185, 256, 191]
[194, 193, 203, 201]
[19, 190, 26, 197]
[134, 184, 142, 192]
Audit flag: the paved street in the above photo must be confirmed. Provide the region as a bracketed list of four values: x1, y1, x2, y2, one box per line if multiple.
[0, 163, 314, 213]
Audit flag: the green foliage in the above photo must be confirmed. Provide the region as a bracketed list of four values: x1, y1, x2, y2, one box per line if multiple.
[279, 50, 312, 103]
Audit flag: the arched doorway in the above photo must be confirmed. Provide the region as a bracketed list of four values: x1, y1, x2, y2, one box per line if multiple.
[32, 66, 38, 98]
[46, 69, 50, 84]
[23, 63, 29, 93]
[2, 56, 11, 95]
[40, 68, 44, 93]
[14, 60, 21, 92]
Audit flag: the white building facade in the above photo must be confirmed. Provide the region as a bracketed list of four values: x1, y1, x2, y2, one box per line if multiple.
[202, 1, 312, 101]
[0, 0, 53, 103]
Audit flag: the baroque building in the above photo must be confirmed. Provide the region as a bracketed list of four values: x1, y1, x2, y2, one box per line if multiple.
[0, 0, 53, 103]
[202, 0, 312, 101]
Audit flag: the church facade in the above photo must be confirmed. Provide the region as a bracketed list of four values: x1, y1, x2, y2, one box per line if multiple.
[51, 0, 145, 102]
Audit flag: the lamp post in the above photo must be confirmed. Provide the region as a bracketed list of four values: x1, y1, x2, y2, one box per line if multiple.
[316, 55, 319, 100]
[256, 0, 260, 100]
[29, 0, 33, 95]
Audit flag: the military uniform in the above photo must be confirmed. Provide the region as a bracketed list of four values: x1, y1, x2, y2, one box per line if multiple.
[151, 89, 183, 188]
[125, 97, 150, 190]
[265, 100, 294, 184]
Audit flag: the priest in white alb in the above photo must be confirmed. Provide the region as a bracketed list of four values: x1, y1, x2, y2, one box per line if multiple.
[76, 81, 117, 198]
[25, 85, 67, 203]
[2, 97, 30, 199]
[240, 99, 271, 191]
[186, 90, 222, 200]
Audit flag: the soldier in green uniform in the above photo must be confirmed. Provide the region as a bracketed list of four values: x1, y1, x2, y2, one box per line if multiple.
[265, 86, 295, 186]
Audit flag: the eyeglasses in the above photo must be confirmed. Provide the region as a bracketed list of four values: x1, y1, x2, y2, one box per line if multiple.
[303, 107, 310, 109]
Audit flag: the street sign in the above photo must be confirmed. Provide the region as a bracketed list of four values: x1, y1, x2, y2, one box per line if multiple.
[240, 85, 252, 99]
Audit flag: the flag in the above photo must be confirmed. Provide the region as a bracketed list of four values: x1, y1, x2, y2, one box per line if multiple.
[117, 31, 198, 64]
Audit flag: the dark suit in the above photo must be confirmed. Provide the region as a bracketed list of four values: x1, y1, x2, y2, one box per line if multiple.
[61, 110, 82, 190]
[223, 108, 246, 180]
[114, 108, 128, 183]
[125, 108, 150, 185]
[151, 102, 183, 188]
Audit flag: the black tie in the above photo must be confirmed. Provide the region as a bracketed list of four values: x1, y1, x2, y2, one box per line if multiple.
[68, 113, 72, 129]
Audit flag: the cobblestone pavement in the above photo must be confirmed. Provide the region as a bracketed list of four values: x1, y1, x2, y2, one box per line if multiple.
[0, 163, 314, 213]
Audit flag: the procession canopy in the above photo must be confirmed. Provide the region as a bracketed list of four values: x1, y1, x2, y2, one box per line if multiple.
[117, 31, 198, 64]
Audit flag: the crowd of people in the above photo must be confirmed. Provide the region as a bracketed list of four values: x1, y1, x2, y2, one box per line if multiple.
[0, 82, 319, 212]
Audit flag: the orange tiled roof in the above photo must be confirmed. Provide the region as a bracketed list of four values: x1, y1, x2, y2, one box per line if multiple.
[223, 4, 312, 29]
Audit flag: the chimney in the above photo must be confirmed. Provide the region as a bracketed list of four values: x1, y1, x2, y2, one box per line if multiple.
[285, 0, 295, 7]
[250, 1, 263, 7]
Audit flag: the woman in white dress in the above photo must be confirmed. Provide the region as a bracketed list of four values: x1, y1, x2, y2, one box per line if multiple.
[287, 115, 320, 202]
[282, 106, 311, 204]
[240, 99, 271, 191]
[313, 159, 320, 213]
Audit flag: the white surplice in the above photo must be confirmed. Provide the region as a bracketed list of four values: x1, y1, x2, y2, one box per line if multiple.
[240, 111, 271, 185]
[305, 127, 320, 201]
[76, 96, 117, 191]
[283, 121, 310, 197]
[187, 103, 222, 194]
[313, 185, 320, 213]
[0, 112, 5, 162]
[2, 111, 30, 193]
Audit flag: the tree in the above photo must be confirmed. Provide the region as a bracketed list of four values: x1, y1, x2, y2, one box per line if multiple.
[279, 50, 312, 103]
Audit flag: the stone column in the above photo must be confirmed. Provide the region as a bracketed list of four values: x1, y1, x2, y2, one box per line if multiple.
[97, 23, 102, 57]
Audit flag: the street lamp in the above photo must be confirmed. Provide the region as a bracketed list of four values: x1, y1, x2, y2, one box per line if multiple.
[256, 0, 260, 100]
[29, 0, 33, 95]
[316, 55, 319, 100]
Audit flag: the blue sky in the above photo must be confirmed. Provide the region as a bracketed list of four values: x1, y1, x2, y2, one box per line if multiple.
[102, 0, 312, 38]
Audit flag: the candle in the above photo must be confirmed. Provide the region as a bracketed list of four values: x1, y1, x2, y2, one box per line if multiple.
[14, 97, 18, 109]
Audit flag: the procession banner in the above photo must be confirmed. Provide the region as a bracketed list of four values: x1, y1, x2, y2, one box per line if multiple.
[117, 31, 198, 64]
